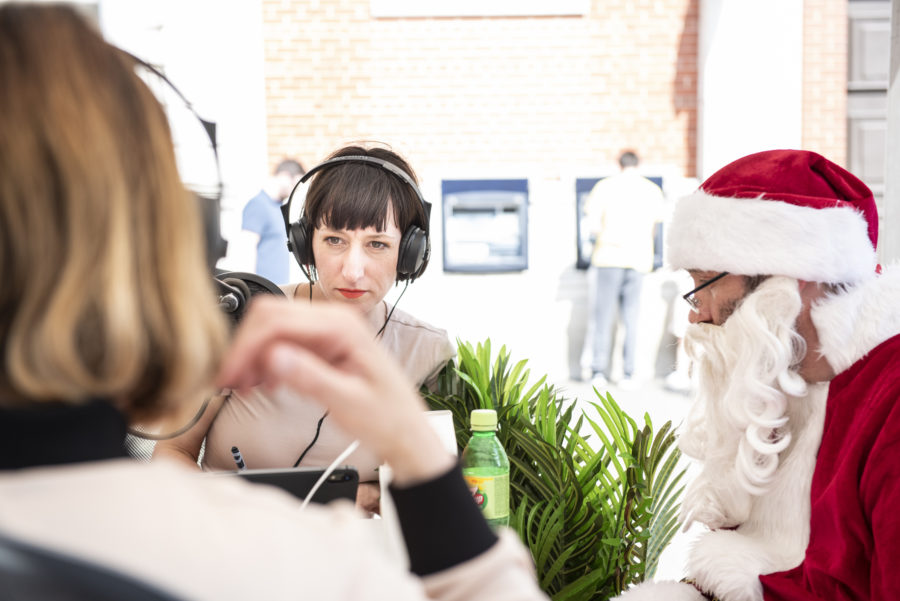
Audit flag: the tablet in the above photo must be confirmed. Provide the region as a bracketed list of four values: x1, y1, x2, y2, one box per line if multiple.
[217, 466, 359, 505]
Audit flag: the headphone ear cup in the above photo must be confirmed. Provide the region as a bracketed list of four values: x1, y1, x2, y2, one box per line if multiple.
[397, 225, 428, 281]
[288, 216, 314, 267]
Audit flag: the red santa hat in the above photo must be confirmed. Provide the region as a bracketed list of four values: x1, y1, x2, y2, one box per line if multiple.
[667, 149, 878, 283]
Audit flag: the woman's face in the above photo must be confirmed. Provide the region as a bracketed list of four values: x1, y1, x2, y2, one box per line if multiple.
[311, 207, 402, 317]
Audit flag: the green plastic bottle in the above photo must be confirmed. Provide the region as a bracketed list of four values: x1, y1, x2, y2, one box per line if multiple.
[461, 409, 510, 529]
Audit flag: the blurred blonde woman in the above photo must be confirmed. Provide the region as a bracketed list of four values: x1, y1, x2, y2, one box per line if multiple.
[0, 5, 544, 600]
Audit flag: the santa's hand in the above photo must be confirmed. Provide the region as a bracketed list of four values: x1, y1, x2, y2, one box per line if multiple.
[682, 502, 728, 532]
[680, 474, 748, 531]
[681, 490, 729, 531]
[217, 297, 454, 486]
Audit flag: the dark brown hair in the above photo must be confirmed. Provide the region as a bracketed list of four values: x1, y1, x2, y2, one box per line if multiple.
[304, 145, 428, 240]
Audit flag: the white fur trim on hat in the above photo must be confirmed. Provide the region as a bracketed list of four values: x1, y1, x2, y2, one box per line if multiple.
[667, 190, 877, 283]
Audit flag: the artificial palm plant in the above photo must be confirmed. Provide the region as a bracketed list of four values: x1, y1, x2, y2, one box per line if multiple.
[424, 339, 684, 601]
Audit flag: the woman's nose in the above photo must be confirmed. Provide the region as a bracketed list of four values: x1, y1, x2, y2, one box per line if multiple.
[342, 245, 366, 281]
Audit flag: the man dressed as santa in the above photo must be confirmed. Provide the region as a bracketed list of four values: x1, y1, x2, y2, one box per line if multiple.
[619, 149, 900, 601]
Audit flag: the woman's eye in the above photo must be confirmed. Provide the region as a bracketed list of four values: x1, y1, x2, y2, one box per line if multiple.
[370, 240, 389, 250]
[325, 236, 342, 245]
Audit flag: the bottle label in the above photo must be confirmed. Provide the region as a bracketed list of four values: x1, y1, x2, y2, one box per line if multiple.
[463, 473, 509, 520]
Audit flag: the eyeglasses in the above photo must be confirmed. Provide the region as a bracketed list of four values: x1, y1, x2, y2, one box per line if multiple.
[683, 272, 729, 312]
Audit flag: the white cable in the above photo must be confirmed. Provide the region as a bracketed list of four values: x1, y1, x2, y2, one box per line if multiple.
[299, 439, 360, 511]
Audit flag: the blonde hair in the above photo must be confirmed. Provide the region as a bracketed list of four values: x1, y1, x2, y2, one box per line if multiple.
[0, 4, 228, 420]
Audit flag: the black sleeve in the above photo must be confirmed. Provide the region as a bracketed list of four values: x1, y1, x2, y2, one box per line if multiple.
[388, 463, 499, 576]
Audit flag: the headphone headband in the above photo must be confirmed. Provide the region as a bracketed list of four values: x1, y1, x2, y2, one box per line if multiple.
[281, 154, 431, 236]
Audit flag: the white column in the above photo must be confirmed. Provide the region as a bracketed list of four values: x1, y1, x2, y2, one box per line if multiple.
[99, 0, 269, 268]
[697, 0, 804, 178]
[883, 0, 900, 264]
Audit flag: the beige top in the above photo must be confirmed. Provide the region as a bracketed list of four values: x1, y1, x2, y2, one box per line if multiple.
[584, 170, 664, 272]
[203, 298, 455, 480]
[0, 459, 546, 601]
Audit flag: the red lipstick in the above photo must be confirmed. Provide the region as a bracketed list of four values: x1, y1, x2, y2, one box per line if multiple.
[338, 289, 365, 299]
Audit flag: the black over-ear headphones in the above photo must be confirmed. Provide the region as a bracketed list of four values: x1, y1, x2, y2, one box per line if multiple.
[280, 155, 432, 283]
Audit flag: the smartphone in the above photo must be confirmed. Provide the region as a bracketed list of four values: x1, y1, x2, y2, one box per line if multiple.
[216, 465, 359, 504]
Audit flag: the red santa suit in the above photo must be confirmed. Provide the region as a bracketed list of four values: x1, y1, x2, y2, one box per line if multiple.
[760, 267, 900, 600]
[620, 268, 900, 601]
[619, 149, 890, 601]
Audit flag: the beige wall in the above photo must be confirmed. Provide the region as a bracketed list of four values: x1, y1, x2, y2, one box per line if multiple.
[262, 0, 699, 177]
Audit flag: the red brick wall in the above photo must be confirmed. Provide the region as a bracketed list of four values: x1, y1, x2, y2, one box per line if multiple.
[263, 0, 699, 177]
[802, 0, 847, 166]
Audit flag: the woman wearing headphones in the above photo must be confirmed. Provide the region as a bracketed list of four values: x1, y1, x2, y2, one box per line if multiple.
[154, 144, 455, 514]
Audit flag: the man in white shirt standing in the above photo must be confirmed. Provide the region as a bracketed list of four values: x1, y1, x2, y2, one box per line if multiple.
[582, 150, 664, 389]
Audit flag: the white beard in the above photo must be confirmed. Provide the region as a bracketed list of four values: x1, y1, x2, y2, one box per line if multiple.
[680, 276, 808, 528]
[676, 276, 827, 601]
[616, 277, 827, 601]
